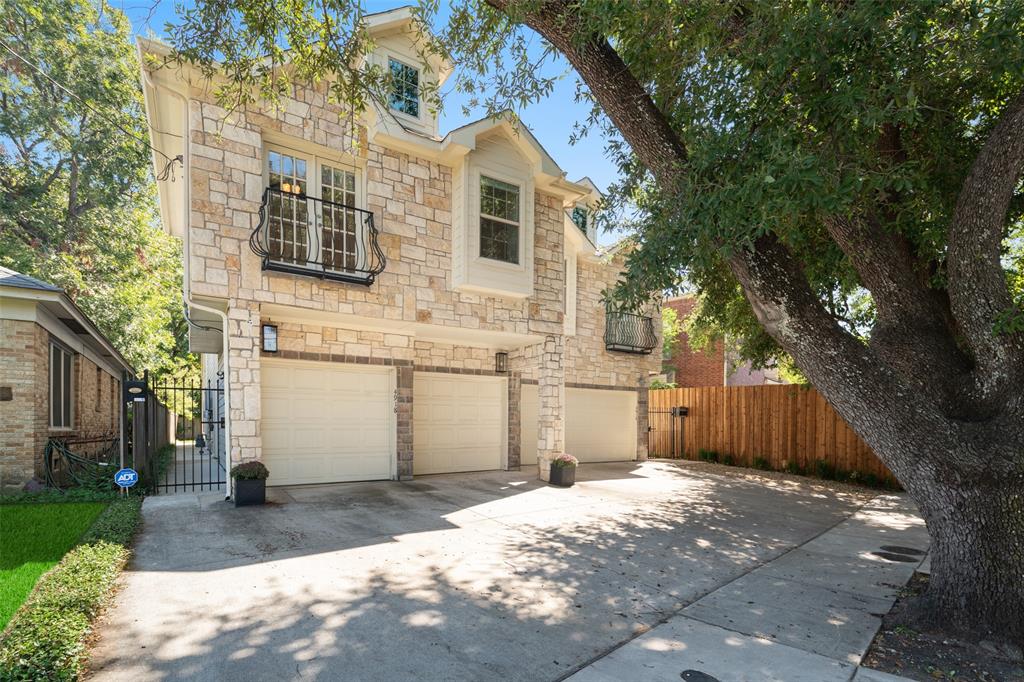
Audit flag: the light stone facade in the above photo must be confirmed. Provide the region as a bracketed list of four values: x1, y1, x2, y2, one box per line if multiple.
[143, 22, 660, 482]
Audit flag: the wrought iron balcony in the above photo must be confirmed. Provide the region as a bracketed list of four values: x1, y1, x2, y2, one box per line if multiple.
[604, 309, 657, 354]
[249, 187, 386, 285]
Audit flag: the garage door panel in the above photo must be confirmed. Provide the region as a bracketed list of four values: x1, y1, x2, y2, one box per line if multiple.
[413, 373, 506, 475]
[519, 384, 636, 464]
[261, 360, 394, 486]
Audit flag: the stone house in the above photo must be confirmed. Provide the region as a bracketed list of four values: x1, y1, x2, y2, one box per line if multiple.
[137, 7, 660, 489]
[0, 268, 132, 492]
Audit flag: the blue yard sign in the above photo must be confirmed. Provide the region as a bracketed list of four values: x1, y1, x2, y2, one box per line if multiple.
[114, 468, 139, 488]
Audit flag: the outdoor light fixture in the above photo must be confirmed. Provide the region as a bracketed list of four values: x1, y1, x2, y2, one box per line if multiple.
[495, 351, 508, 373]
[262, 324, 278, 353]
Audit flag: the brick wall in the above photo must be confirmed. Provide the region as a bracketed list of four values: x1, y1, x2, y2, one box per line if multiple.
[0, 319, 121, 491]
[664, 297, 726, 387]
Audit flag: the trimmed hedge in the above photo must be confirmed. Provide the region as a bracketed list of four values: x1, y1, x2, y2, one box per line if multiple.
[0, 496, 143, 681]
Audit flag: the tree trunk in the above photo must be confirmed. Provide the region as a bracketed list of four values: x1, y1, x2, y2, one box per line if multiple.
[909, 471, 1024, 642]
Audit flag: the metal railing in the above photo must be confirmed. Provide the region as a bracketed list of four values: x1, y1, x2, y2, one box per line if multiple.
[604, 309, 657, 354]
[249, 187, 386, 285]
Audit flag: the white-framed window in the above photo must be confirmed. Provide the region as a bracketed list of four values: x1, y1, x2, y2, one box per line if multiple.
[50, 342, 74, 429]
[265, 146, 364, 272]
[479, 175, 520, 264]
[388, 57, 420, 118]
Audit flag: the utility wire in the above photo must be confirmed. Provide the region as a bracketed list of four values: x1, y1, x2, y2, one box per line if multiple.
[0, 35, 183, 180]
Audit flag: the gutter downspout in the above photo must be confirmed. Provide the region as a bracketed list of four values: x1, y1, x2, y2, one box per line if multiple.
[140, 55, 233, 500]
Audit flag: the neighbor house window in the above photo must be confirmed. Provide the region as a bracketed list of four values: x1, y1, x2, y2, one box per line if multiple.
[388, 57, 420, 117]
[95, 366, 102, 411]
[50, 343, 73, 429]
[479, 176, 520, 264]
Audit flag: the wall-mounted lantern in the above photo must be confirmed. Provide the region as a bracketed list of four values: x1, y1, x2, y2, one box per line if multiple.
[495, 351, 509, 373]
[262, 324, 278, 353]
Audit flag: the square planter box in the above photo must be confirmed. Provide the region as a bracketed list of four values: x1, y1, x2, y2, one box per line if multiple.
[549, 465, 576, 487]
[234, 478, 266, 507]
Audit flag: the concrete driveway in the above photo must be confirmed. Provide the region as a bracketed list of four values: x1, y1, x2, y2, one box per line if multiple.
[88, 461, 904, 681]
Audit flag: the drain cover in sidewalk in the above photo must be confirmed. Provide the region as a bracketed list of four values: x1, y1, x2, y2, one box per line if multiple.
[681, 672, 721, 682]
[879, 545, 925, 556]
[872, 550, 918, 562]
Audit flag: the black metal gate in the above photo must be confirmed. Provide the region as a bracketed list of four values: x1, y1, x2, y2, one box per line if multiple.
[126, 370, 225, 494]
[648, 407, 687, 458]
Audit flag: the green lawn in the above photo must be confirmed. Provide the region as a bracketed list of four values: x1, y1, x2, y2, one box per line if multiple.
[0, 502, 107, 628]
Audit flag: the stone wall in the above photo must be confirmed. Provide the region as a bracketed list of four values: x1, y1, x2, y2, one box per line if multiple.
[182, 84, 656, 466]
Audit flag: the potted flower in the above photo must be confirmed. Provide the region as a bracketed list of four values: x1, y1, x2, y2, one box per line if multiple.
[231, 461, 269, 507]
[549, 453, 578, 487]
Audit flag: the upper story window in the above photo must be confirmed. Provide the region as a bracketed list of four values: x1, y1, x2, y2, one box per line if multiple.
[50, 342, 73, 429]
[479, 176, 520, 264]
[571, 206, 588, 233]
[260, 145, 376, 280]
[388, 57, 420, 118]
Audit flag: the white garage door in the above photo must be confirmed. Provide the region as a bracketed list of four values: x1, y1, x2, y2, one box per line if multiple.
[414, 373, 506, 475]
[262, 360, 395, 486]
[520, 384, 637, 465]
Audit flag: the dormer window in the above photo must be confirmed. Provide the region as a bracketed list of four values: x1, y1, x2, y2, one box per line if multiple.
[571, 206, 588, 233]
[479, 176, 520, 264]
[388, 57, 420, 118]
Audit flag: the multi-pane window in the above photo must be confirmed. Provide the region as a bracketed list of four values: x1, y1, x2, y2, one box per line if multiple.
[267, 150, 309, 265]
[479, 176, 520, 264]
[320, 165, 359, 272]
[388, 58, 420, 118]
[50, 343, 73, 429]
[571, 206, 588, 233]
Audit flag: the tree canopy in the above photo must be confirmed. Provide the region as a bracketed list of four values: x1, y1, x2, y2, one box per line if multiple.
[1, 0, 193, 382]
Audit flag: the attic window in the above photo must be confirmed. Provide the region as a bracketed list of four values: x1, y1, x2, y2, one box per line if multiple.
[388, 58, 419, 118]
[571, 206, 588, 233]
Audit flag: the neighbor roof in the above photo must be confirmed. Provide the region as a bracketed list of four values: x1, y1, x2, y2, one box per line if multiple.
[0, 267, 135, 374]
[0, 266, 63, 292]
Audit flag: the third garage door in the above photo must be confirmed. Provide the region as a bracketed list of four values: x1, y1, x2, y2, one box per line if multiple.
[413, 373, 506, 475]
[520, 384, 637, 465]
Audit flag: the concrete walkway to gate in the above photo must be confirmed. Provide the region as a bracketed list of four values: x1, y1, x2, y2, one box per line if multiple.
[156, 441, 225, 494]
[87, 460, 927, 681]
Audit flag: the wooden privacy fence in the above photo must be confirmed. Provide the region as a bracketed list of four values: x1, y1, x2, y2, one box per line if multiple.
[648, 385, 894, 484]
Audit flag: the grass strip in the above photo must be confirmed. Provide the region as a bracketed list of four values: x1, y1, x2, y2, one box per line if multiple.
[0, 495, 143, 681]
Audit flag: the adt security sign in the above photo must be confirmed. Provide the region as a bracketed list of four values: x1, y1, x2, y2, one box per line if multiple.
[114, 468, 139, 489]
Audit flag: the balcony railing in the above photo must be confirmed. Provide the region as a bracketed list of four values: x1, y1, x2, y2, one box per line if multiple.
[249, 187, 386, 285]
[604, 309, 657, 354]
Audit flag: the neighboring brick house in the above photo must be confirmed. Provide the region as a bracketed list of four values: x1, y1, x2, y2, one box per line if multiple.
[663, 296, 783, 387]
[0, 268, 133, 492]
[138, 7, 660, 489]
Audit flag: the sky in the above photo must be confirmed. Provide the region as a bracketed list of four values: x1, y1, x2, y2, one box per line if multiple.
[121, 0, 621, 242]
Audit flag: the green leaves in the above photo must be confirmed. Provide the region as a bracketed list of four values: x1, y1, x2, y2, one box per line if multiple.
[1, 0, 194, 383]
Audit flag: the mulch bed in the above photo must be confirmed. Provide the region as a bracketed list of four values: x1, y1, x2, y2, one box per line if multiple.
[862, 573, 1024, 681]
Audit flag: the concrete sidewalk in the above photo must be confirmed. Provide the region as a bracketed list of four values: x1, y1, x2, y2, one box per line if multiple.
[566, 495, 929, 682]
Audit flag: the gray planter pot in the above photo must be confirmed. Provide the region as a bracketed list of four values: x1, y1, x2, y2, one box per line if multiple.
[234, 478, 266, 506]
[550, 465, 576, 487]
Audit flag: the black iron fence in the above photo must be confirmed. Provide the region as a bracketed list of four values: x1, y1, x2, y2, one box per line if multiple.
[604, 309, 657, 354]
[249, 187, 387, 285]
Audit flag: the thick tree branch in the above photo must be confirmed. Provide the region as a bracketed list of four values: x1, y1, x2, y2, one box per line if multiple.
[824, 215, 975, 413]
[947, 91, 1024, 396]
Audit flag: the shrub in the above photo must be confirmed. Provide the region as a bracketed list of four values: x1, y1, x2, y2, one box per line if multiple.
[697, 449, 719, 463]
[721, 454, 735, 466]
[0, 496, 143, 680]
[649, 378, 677, 389]
[784, 460, 806, 476]
[753, 456, 772, 471]
[230, 461, 270, 480]
[815, 459, 837, 480]
[551, 453, 579, 468]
